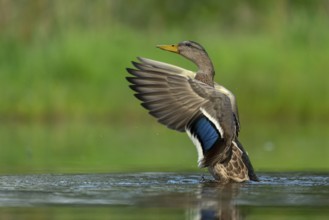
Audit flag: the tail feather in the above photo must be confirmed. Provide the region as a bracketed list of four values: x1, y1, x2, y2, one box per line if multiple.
[234, 139, 258, 181]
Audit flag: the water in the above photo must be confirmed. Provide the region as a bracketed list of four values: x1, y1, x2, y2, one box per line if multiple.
[0, 172, 328, 219]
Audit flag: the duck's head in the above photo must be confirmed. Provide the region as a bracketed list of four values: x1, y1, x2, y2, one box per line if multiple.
[157, 41, 209, 65]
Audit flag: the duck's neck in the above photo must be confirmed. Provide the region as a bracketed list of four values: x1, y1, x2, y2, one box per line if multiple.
[194, 55, 215, 87]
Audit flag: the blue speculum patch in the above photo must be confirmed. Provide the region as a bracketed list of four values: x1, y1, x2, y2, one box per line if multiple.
[191, 116, 220, 152]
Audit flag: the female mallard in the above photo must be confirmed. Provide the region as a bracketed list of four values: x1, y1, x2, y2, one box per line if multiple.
[126, 41, 258, 183]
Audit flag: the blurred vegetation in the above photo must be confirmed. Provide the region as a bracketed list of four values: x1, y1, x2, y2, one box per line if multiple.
[0, 0, 328, 173]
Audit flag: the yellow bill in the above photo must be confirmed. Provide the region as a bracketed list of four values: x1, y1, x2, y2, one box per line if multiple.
[156, 44, 179, 53]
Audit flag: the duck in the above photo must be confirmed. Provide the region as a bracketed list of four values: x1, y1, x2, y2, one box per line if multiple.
[126, 40, 258, 183]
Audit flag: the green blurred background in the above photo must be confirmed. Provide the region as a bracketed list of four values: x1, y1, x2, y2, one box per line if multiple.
[0, 0, 328, 174]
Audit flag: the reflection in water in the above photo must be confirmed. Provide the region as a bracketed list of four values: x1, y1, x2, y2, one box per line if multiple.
[189, 182, 242, 220]
[0, 172, 328, 219]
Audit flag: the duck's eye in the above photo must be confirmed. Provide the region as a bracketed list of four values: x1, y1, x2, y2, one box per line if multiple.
[185, 42, 192, 47]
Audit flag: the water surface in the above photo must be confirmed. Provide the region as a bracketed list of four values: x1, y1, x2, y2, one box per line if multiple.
[0, 172, 328, 219]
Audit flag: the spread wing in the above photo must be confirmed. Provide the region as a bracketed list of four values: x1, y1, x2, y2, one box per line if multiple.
[126, 57, 236, 137]
[126, 57, 237, 167]
[126, 67, 207, 132]
[134, 57, 240, 134]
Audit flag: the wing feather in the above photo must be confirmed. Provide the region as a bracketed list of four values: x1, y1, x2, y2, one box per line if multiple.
[126, 57, 239, 166]
[133, 58, 240, 131]
[126, 62, 208, 132]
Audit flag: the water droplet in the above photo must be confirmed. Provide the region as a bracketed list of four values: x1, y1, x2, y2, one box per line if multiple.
[263, 141, 275, 151]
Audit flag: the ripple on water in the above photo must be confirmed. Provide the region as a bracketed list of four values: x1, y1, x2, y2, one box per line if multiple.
[0, 172, 327, 207]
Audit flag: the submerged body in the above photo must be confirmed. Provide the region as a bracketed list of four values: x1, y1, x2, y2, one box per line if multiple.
[126, 41, 258, 183]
